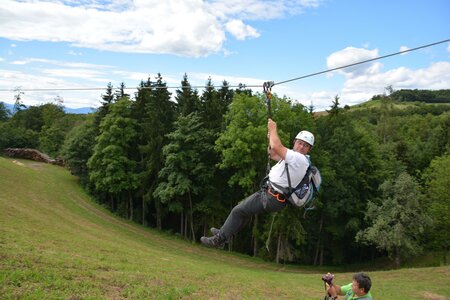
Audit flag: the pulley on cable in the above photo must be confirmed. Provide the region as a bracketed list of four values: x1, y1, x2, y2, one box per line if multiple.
[263, 81, 274, 119]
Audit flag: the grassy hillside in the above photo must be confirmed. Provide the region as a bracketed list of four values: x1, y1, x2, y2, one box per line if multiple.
[1, 157, 449, 299]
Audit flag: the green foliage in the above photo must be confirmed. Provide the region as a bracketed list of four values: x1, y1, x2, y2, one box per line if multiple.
[4, 73, 448, 267]
[61, 116, 97, 186]
[154, 113, 214, 209]
[0, 122, 39, 149]
[87, 98, 140, 197]
[135, 73, 176, 228]
[175, 73, 200, 116]
[11, 105, 46, 131]
[422, 154, 450, 263]
[262, 209, 307, 263]
[216, 93, 312, 193]
[357, 172, 431, 267]
[215, 93, 270, 193]
[0, 102, 10, 122]
[391, 89, 450, 103]
[154, 113, 215, 239]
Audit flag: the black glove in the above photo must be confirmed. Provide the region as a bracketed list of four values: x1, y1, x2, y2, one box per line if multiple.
[322, 273, 334, 285]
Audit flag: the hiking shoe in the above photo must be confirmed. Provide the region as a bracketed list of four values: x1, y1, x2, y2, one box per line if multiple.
[200, 234, 225, 248]
[210, 227, 220, 236]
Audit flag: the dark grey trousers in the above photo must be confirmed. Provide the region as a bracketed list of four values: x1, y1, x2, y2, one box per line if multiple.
[219, 189, 287, 240]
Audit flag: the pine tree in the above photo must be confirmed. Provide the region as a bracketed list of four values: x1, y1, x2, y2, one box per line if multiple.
[95, 82, 114, 126]
[13, 88, 26, 113]
[154, 113, 214, 241]
[175, 73, 200, 116]
[87, 97, 140, 220]
[115, 82, 130, 100]
[138, 73, 176, 229]
[0, 102, 10, 122]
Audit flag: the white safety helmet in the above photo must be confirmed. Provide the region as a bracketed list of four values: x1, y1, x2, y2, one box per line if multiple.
[295, 130, 314, 146]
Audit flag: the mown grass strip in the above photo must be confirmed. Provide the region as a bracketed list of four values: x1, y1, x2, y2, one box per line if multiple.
[1, 157, 449, 299]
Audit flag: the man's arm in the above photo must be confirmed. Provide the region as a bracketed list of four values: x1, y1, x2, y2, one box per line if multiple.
[268, 119, 288, 160]
[327, 284, 343, 297]
[268, 146, 282, 161]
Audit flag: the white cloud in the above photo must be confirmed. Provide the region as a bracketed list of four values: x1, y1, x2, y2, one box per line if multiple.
[10, 57, 112, 69]
[0, 0, 321, 57]
[41, 68, 109, 82]
[400, 45, 410, 55]
[67, 50, 82, 56]
[335, 61, 450, 106]
[225, 19, 260, 40]
[447, 42, 450, 55]
[0, 69, 104, 108]
[327, 47, 380, 78]
[209, 0, 321, 20]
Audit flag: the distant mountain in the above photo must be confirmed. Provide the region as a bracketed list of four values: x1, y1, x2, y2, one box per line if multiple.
[0, 101, 96, 115]
[64, 107, 97, 114]
[2, 102, 14, 113]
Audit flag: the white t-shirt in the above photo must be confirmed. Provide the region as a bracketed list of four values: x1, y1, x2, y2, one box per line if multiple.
[268, 149, 310, 193]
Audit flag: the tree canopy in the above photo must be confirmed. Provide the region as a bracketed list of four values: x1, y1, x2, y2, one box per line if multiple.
[2, 79, 448, 267]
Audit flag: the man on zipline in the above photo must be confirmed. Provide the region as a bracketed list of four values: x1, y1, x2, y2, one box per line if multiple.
[200, 118, 315, 248]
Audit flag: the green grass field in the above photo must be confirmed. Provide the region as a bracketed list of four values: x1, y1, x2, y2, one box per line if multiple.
[1, 157, 449, 299]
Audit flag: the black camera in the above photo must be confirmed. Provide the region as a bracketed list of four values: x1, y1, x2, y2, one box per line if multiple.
[322, 273, 334, 285]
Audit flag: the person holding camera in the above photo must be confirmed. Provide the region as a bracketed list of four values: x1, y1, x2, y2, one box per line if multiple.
[322, 272, 372, 300]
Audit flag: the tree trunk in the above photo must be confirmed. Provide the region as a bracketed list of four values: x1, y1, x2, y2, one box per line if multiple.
[188, 191, 195, 242]
[252, 215, 258, 257]
[184, 212, 188, 238]
[110, 194, 114, 211]
[444, 245, 448, 265]
[319, 243, 324, 266]
[395, 247, 401, 268]
[142, 195, 146, 226]
[155, 199, 162, 230]
[314, 212, 324, 265]
[276, 234, 281, 264]
[180, 211, 184, 236]
[128, 190, 133, 221]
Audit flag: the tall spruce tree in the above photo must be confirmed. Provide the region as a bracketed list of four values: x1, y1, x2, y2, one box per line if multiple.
[95, 82, 114, 127]
[139, 73, 176, 229]
[132, 78, 154, 225]
[154, 113, 214, 241]
[87, 97, 140, 219]
[175, 73, 200, 116]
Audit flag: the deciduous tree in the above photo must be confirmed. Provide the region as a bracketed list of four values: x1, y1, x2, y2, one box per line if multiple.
[357, 172, 430, 267]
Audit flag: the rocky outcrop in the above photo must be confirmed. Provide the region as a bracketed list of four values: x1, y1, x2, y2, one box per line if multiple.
[3, 148, 64, 166]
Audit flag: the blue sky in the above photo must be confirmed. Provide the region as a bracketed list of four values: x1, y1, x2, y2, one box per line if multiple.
[0, 0, 449, 111]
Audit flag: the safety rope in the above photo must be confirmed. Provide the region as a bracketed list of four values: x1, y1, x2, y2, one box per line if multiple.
[263, 81, 276, 253]
[263, 81, 274, 176]
[265, 212, 277, 252]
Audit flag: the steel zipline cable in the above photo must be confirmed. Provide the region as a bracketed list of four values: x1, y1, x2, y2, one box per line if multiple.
[273, 38, 450, 87]
[0, 38, 448, 93]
